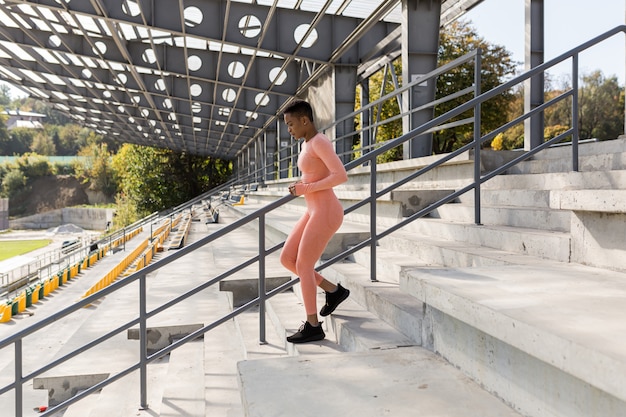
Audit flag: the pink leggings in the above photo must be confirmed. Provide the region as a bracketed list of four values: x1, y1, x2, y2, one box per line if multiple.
[280, 190, 343, 315]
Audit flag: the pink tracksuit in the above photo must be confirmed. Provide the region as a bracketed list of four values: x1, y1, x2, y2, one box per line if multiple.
[280, 133, 348, 315]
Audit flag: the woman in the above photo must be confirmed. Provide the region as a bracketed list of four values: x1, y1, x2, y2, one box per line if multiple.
[280, 99, 350, 344]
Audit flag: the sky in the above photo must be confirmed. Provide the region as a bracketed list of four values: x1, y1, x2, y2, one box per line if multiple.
[465, 0, 626, 85]
[1, 0, 625, 99]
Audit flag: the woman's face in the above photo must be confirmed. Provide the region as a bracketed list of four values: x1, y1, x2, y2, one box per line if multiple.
[284, 112, 307, 139]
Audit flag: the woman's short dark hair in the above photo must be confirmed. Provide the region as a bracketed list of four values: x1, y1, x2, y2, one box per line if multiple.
[283, 100, 314, 122]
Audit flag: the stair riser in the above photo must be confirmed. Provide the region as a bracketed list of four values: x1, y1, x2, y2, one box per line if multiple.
[322, 265, 425, 346]
[507, 152, 626, 174]
[422, 306, 626, 417]
[458, 189, 551, 208]
[432, 205, 571, 232]
[391, 222, 571, 262]
[482, 170, 626, 191]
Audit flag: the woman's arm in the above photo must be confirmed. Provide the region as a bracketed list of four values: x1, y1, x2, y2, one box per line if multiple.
[294, 135, 347, 195]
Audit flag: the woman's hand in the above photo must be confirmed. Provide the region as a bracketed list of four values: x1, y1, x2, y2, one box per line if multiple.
[288, 181, 305, 196]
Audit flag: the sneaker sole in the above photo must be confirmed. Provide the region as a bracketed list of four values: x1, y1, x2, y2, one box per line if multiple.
[287, 333, 326, 344]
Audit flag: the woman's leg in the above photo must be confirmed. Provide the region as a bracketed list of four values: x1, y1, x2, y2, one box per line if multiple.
[280, 212, 310, 275]
[295, 211, 342, 318]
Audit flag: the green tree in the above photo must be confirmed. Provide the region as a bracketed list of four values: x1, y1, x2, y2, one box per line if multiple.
[577, 71, 624, 140]
[76, 142, 117, 196]
[0, 84, 11, 106]
[1, 127, 34, 155]
[14, 153, 54, 177]
[1, 169, 27, 198]
[30, 131, 57, 155]
[57, 124, 86, 155]
[356, 59, 404, 163]
[113, 144, 231, 215]
[433, 20, 517, 153]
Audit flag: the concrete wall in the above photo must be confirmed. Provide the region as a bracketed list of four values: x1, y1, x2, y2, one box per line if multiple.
[9, 207, 115, 231]
[0, 198, 8, 231]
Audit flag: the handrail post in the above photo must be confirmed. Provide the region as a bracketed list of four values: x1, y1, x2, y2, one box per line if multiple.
[473, 48, 483, 225]
[572, 53, 580, 172]
[139, 273, 149, 409]
[15, 339, 23, 417]
[258, 215, 267, 344]
[369, 160, 378, 282]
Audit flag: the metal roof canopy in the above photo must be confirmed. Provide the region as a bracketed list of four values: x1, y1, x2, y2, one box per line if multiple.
[0, 0, 482, 159]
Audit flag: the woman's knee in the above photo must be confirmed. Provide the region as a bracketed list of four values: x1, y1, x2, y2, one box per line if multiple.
[279, 251, 294, 270]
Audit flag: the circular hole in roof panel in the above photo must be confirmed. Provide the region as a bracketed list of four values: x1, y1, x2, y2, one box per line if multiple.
[116, 73, 128, 85]
[184, 6, 203, 27]
[192, 102, 202, 113]
[93, 41, 107, 55]
[163, 98, 173, 109]
[49, 35, 62, 48]
[294, 24, 318, 48]
[141, 109, 150, 117]
[81, 69, 92, 79]
[239, 15, 262, 38]
[155, 79, 166, 91]
[142, 48, 156, 64]
[121, 0, 141, 17]
[255, 93, 270, 106]
[188, 55, 202, 71]
[103, 90, 112, 98]
[190, 84, 202, 97]
[269, 67, 287, 85]
[228, 61, 246, 79]
[222, 88, 236, 103]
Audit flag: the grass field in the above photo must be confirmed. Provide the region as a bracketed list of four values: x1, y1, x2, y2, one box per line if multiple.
[0, 240, 52, 261]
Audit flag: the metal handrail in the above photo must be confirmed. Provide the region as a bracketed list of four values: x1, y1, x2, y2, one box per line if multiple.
[2, 25, 624, 417]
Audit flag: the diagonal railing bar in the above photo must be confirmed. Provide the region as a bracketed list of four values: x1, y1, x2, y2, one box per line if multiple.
[3, 25, 625, 417]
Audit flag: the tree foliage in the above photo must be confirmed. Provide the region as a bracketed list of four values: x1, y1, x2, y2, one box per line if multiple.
[76, 142, 117, 197]
[356, 20, 517, 160]
[433, 20, 518, 153]
[496, 70, 625, 150]
[113, 144, 231, 216]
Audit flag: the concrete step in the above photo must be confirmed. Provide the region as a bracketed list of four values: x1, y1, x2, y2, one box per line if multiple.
[482, 169, 626, 191]
[400, 263, 626, 417]
[399, 218, 571, 262]
[62, 359, 169, 417]
[237, 346, 523, 417]
[507, 149, 626, 174]
[520, 137, 626, 161]
[458, 188, 552, 208]
[432, 203, 571, 232]
[321, 260, 425, 346]
[160, 339, 205, 417]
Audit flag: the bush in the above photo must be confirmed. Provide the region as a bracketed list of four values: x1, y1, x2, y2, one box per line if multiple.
[1, 169, 27, 198]
[15, 153, 54, 177]
[54, 162, 75, 175]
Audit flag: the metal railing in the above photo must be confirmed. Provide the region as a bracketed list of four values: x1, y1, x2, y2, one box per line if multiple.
[1, 24, 624, 417]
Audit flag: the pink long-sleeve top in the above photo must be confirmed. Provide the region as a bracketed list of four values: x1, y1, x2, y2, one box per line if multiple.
[297, 133, 348, 194]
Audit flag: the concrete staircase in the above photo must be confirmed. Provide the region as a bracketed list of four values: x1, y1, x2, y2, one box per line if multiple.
[3, 138, 625, 417]
[231, 137, 626, 417]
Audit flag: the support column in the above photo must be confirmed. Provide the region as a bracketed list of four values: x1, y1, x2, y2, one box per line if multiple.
[278, 121, 291, 179]
[264, 128, 277, 181]
[524, 0, 545, 150]
[335, 65, 357, 164]
[401, 0, 441, 158]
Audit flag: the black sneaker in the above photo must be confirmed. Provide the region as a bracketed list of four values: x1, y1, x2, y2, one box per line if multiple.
[320, 283, 350, 317]
[286, 321, 325, 344]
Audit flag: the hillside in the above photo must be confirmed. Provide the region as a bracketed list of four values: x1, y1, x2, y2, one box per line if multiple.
[9, 175, 90, 217]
